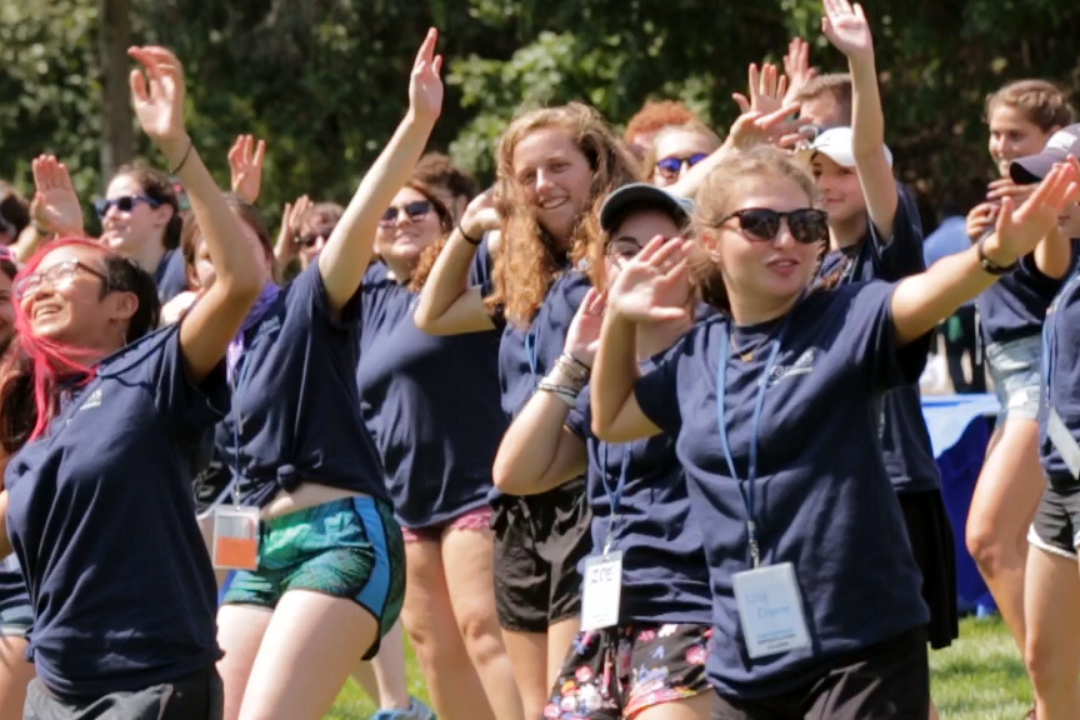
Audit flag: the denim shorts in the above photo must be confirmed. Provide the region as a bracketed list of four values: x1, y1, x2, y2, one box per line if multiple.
[0, 602, 32, 639]
[222, 496, 405, 658]
[986, 333, 1042, 424]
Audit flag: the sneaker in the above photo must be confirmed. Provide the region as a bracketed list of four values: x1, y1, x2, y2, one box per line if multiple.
[372, 697, 436, 720]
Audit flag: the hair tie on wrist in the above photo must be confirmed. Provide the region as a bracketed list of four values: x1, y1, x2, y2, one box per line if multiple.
[457, 224, 482, 246]
[169, 139, 195, 176]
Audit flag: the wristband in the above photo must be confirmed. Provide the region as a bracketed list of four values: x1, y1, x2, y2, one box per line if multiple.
[169, 139, 195, 176]
[457, 224, 482, 246]
[977, 234, 1018, 276]
[538, 380, 580, 407]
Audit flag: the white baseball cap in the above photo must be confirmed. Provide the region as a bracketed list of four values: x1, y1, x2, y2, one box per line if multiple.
[799, 126, 893, 168]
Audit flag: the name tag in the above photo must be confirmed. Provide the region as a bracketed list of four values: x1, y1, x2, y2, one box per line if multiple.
[580, 552, 623, 631]
[733, 562, 811, 659]
[1048, 407, 1080, 480]
[212, 506, 261, 570]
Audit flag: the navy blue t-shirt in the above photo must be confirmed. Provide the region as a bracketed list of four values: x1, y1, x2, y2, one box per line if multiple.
[497, 269, 592, 419]
[218, 264, 387, 508]
[155, 247, 189, 304]
[1040, 269, 1080, 486]
[357, 252, 505, 528]
[977, 245, 1074, 346]
[4, 325, 226, 695]
[818, 184, 940, 494]
[566, 372, 712, 626]
[634, 283, 929, 698]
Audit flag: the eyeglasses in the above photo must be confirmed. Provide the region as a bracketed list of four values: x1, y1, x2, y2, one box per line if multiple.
[93, 195, 162, 219]
[378, 200, 432, 227]
[655, 153, 709, 181]
[718, 208, 830, 245]
[296, 225, 337, 249]
[13, 259, 109, 299]
[604, 238, 649, 261]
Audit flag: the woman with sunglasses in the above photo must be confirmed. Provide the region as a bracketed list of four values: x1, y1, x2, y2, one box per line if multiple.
[590, 144, 1078, 719]
[415, 102, 639, 720]
[212, 30, 443, 720]
[807, 5, 958, 704]
[647, 122, 721, 188]
[0, 45, 263, 719]
[493, 183, 715, 720]
[352, 153, 520, 720]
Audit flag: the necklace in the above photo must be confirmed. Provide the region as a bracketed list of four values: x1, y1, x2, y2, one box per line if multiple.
[730, 324, 782, 362]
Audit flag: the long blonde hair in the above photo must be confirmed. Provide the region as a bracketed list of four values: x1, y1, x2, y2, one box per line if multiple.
[691, 147, 820, 311]
[488, 103, 640, 327]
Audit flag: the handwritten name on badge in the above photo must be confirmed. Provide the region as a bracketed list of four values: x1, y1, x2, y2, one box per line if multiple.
[733, 563, 811, 658]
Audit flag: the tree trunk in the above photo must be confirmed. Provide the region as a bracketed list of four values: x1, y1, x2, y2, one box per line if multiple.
[98, 0, 133, 186]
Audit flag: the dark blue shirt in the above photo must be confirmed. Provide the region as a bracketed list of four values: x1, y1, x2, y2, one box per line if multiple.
[634, 283, 929, 698]
[978, 248, 1072, 345]
[357, 254, 504, 528]
[818, 184, 940, 494]
[218, 265, 387, 508]
[1041, 269, 1080, 486]
[4, 325, 226, 695]
[566, 369, 712, 626]
[154, 248, 189, 304]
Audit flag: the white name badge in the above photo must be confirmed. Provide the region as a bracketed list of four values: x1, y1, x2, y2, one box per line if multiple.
[211, 506, 261, 570]
[580, 552, 623, 631]
[733, 562, 811, 659]
[1048, 407, 1080, 480]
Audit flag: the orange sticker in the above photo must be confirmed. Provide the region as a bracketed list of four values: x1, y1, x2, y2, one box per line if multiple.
[212, 506, 260, 570]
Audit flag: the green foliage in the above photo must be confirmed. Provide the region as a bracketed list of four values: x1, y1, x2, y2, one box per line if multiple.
[1, 0, 1080, 229]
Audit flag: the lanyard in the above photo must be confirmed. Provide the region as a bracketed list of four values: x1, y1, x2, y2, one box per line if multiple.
[715, 319, 790, 568]
[599, 444, 632, 554]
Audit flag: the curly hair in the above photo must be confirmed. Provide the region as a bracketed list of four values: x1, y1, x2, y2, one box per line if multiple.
[488, 103, 641, 327]
[691, 147, 821, 311]
[984, 79, 1076, 132]
[407, 154, 478, 291]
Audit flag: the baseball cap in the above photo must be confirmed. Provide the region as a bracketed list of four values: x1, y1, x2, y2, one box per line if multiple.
[1010, 124, 1080, 183]
[599, 183, 695, 233]
[798, 126, 893, 168]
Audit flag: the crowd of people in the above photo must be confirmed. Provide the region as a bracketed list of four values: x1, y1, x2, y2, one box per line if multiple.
[0, 2, 1079, 719]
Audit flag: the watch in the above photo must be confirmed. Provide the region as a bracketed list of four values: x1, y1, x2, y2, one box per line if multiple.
[977, 235, 1017, 276]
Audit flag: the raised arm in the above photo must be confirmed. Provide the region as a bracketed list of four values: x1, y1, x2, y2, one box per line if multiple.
[318, 28, 443, 313]
[129, 46, 263, 383]
[892, 160, 1080, 345]
[413, 191, 501, 334]
[822, 0, 898, 237]
[492, 289, 604, 494]
[228, 134, 266, 206]
[14, 155, 86, 262]
[592, 237, 688, 442]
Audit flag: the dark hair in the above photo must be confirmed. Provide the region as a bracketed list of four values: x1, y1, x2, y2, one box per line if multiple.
[0, 238, 161, 450]
[795, 74, 854, 126]
[984, 79, 1076, 132]
[0, 183, 30, 239]
[181, 193, 276, 281]
[112, 162, 182, 250]
[406, 155, 479, 291]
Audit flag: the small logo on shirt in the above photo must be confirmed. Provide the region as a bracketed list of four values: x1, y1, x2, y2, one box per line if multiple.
[254, 316, 282, 342]
[768, 349, 816, 386]
[78, 388, 103, 411]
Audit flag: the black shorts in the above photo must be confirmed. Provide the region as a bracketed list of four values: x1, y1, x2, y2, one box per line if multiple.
[492, 478, 592, 633]
[898, 489, 959, 649]
[712, 627, 930, 720]
[1029, 480, 1080, 559]
[25, 665, 223, 720]
[546, 623, 713, 719]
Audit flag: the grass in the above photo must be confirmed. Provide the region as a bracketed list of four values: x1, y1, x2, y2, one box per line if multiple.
[326, 616, 1032, 719]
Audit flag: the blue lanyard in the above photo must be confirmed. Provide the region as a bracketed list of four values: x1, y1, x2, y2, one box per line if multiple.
[715, 320, 788, 568]
[599, 444, 632, 554]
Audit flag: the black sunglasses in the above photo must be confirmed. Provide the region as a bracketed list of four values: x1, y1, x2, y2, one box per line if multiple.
[718, 208, 829, 245]
[94, 194, 162, 219]
[379, 200, 432, 227]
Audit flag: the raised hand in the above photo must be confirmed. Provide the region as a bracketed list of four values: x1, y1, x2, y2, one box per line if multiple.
[783, 38, 818, 105]
[822, 0, 874, 61]
[459, 190, 500, 240]
[274, 194, 313, 263]
[986, 177, 1036, 206]
[966, 202, 999, 242]
[727, 104, 804, 150]
[564, 288, 607, 367]
[229, 135, 267, 205]
[607, 237, 692, 324]
[128, 46, 188, 149]
[993, 158, 1080, 262]
[30, 155, 84, 236]
[409, 28, 444, 124]
[733, 63, 789, 117]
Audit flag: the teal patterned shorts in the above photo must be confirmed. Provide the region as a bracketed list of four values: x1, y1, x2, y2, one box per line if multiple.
[222, 496, 405, 658]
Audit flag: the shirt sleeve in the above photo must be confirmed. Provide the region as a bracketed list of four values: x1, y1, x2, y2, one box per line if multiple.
[869, 182, 927, 282]
[149, 324, 230, 437]
[292, 263, 364, 330]
[836, 282, 927, 390]
[632, 333, 690, 435]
